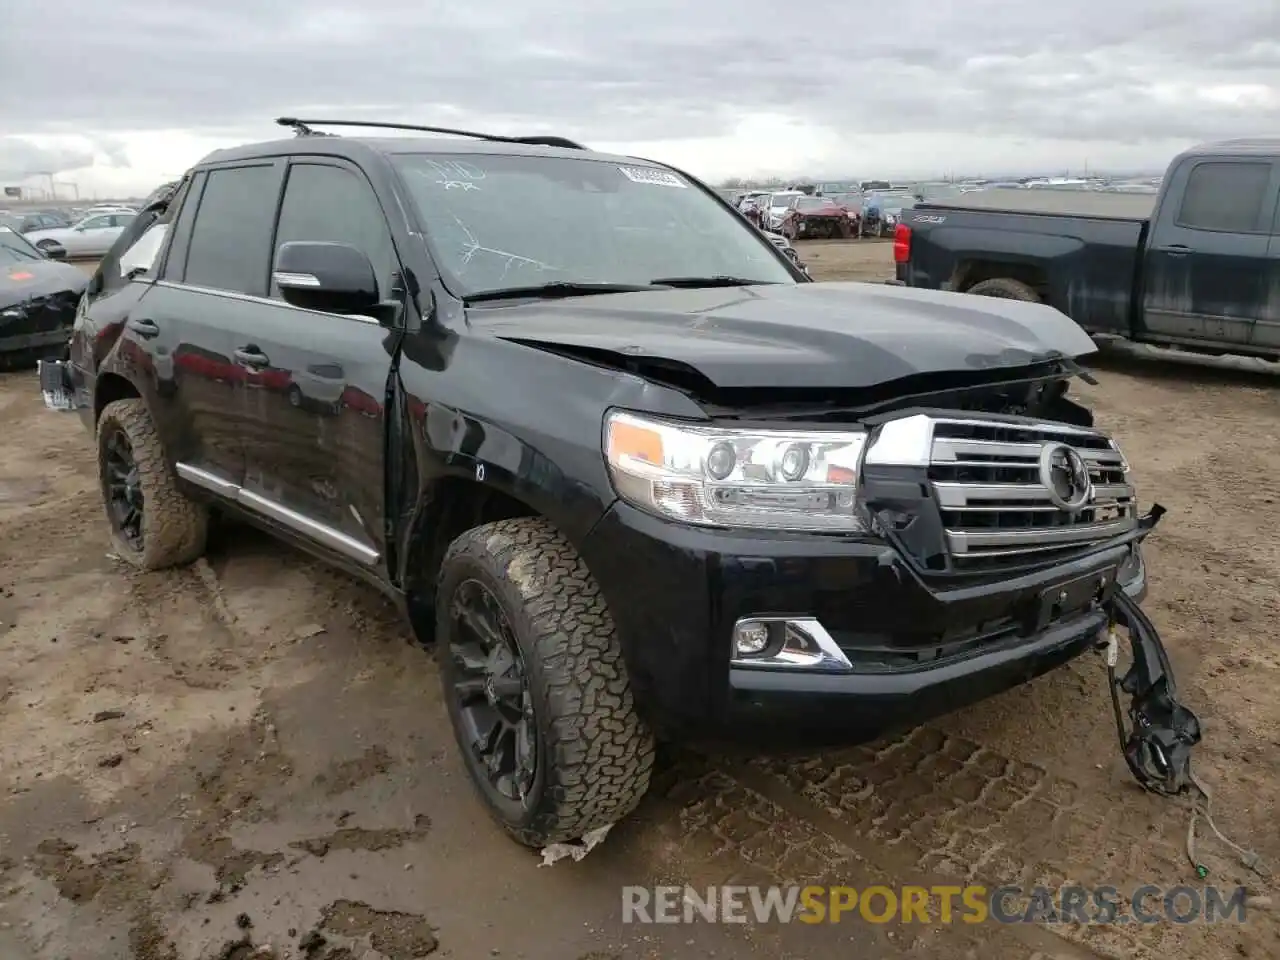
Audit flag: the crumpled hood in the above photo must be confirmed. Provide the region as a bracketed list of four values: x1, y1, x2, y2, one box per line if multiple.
[468, 281, 1097, 389]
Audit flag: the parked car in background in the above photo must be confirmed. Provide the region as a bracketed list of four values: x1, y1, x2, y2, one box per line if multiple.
[895, 137, 1280, 360]
[778, 195, 854, 239]
[2, 211, 73, 233]
[24, 211, 136, 258]
[0, 224, 86, 369]
[763, 190, 804, 230]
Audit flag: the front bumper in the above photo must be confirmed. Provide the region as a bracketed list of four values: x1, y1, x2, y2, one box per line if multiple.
[0, 326, 73, 356]
[581, 501, 1146, 742]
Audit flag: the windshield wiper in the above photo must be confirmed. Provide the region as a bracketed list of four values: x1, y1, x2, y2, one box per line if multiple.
[465, 281, 664, 303]
[648, 276, 777, 288]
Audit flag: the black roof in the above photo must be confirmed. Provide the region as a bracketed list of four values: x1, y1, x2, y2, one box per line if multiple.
[199, 136, 654, 168]
[197, 119, 657, 169]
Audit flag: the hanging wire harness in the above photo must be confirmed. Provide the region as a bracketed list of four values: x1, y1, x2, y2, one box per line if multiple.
[1103, 505, 1268, 881]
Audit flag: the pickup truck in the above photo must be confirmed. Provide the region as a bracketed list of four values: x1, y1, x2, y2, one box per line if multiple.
[37, 118, 1197, 848]
[893, 138, 1280, 361]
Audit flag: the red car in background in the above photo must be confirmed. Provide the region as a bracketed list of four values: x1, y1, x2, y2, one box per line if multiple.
[779, 195, 854, 240]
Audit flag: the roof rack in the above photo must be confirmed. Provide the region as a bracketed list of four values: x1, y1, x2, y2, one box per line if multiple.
[273, 117, 585, 149]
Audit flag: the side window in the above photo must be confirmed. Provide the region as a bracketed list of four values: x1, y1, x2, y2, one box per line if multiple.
[1176, 162, 1272, 233]
[81, 216, 109, 230]
[184, 164, 280, 296]
[160, 172, 204, 283]
[271, 162, 395, 300]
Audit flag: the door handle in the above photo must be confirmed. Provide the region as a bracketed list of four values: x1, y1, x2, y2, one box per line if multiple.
[1158, 244, 1191, 257]
[126, 317, 160, 338]
[233, 347, 270, 368]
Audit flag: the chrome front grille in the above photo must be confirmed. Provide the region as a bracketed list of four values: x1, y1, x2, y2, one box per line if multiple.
[926, 418, 1136, 569]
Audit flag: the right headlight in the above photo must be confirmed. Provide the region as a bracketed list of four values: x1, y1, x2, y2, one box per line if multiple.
[603, 410, 869, 532]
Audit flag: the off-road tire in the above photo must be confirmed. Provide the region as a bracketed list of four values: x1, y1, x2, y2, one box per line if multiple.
[437, 517, 656, 847]
[966, 277, 1041, 302]
[97, 398, 208, 570]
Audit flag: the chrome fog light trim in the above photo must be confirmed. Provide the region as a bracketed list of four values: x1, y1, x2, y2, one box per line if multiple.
[730, 617, 853, 671]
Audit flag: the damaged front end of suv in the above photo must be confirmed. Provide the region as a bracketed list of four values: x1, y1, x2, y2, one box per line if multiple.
[500, 284, 1201, 796]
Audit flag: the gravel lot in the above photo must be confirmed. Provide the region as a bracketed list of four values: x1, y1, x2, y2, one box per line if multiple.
[1, 241, 1277, 959]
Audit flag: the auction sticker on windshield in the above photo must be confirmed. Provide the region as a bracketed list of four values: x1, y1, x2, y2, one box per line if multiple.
[619, 166, 687, 188]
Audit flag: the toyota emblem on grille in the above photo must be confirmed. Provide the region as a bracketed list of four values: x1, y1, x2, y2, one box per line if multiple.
[1038, 442, 1093, 511]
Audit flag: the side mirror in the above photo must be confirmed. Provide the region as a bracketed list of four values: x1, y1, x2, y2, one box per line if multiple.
[273, 241, 380, 316]
[42, 242, 67, 260]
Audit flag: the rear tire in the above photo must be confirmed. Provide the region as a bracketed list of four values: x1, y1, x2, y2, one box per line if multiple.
[97, 398, 208, 570]
[436, 517, 655, 847]
[967, 277, 1041, 302]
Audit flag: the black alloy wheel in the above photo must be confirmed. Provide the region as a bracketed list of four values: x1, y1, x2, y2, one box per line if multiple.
[102, 424, 144, 551]
[445, 577, 538, 814]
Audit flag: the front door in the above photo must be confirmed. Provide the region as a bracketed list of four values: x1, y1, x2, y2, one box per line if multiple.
[1142, 158, 1277, 347]
[230, 158, 399, 571]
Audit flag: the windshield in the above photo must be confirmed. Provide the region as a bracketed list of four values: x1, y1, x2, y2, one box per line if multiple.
[769, 194, 800, 208]
[392, 153, 796, 297]
[0, 226, 40, 263]
[795, 198, 837, 211]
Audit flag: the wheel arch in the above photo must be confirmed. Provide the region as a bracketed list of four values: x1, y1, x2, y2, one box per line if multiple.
[93, 371, 143, 425]
[400, 475, 559, 639]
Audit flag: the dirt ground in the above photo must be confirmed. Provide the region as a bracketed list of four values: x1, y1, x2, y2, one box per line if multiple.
[1, 242, 1277, 959]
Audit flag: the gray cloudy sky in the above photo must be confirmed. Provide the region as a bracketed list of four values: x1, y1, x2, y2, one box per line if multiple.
[2, 0, 1278, 192]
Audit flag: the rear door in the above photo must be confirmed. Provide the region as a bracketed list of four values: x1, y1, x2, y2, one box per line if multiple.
[224, 157, 399, 571]
[141, 161, 285, 491]
[1142, 157, 1277, 347]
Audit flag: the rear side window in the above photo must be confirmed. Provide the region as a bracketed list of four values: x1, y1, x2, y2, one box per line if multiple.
[1176, 162, 1271, 233]
[271, 162, 395, 300]
[184, 164, 280, 296]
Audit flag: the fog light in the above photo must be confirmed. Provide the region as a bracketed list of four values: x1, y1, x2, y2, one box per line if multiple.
[733, 621, 771, 656]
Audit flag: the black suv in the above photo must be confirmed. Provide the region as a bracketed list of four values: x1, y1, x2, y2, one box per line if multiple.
[39, 119, 1181, 847]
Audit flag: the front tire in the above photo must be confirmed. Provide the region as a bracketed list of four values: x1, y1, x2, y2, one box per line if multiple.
[97, 398, 208, 570]
[436, 517, 655, 847]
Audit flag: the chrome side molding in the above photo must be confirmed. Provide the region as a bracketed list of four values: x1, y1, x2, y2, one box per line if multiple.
[175, 462, 380, 566]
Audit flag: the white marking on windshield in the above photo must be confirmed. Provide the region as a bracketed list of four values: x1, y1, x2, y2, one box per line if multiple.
[618, 165, 687, 188]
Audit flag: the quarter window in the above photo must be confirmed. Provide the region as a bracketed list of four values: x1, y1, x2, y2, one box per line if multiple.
[271, 163, 395, 300]
[1176, 162, 1271, 233]
[184, 164, 280, 295]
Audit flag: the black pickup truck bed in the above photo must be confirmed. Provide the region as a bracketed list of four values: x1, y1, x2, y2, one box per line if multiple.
[897, 138, 1280, 361]
[930, 188, 1156, 220]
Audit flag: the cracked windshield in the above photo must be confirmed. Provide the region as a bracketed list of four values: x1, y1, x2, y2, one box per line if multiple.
[393, 153, 795, 295]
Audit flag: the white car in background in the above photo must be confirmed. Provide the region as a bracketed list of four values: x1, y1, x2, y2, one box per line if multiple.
[24, 212, 136, 258]
[763, 191, 804, 230]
